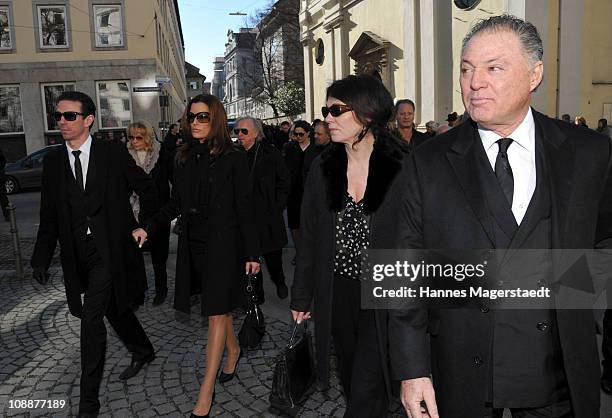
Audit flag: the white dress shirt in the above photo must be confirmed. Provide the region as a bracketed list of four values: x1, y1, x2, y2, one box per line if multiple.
[66, 135, 93, 234]
[66, 135, 92, 189]
[478, 108, 536, 225]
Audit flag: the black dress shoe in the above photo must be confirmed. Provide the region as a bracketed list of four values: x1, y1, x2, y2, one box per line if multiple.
[190, 390, 215, 417]
[602, 374, 612, 395]
[119, 352, 155, 380]
[153, 290, 167, 306]
[218, 350, 243, 383]
[276, 283, 289, 299]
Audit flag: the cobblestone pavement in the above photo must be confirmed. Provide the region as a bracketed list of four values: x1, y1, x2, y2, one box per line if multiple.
[0, 236, 403, 417]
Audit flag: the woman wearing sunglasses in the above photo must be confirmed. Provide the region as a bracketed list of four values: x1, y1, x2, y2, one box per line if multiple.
[290, 74, 410, 416]
[282, 120, 312, 261]
[144, 94, 260, 417]
[126, 121, 172, 307]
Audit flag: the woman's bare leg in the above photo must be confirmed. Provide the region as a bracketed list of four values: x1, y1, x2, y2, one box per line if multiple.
[192, 314, 227, 415]
[222, 314, 241, 374]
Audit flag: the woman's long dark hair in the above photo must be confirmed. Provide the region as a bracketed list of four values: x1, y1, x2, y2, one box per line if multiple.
[325, 74, 395, 144]
[176, 94, 232, 164]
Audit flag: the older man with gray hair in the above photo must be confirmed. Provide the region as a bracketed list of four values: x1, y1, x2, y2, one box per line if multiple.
[388, 14, 612, 418]
[234, 117, 291, 301]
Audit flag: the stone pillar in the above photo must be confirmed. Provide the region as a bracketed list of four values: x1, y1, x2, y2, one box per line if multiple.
[301, 34, 315, 121]
[417, 0, 452, 126]
[21, 83, 45, 153]
[403, 0, 417, 102]
[556, 1, 584, 118]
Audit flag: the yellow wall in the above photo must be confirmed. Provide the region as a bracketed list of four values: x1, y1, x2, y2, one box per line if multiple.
[3, 0, 156, 62]
[583, 0, 612, 124]
[345, 0, 406, 98]
[305, 0, 407, 116]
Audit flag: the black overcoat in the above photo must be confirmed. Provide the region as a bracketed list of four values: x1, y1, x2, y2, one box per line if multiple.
[290, 134, 410, 394]
[249, 141, 290, 253]
[388, 110, 612, 418]
[283, 140, 308, 229]
[153, 144, 259, 316]
[31, 139, 159, 318]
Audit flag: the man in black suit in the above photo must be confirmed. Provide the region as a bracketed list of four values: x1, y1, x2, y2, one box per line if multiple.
[389, 15, 612, 418]
[31, 91, 158, 417]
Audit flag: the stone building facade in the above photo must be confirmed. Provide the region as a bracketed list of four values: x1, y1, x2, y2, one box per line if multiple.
[300, 0, 612, 128]
[0, 0, 186, 159]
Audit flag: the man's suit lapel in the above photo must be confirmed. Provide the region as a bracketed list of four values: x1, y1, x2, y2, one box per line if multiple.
[533, 110, 573, 248]
[446, 121, 495, 246]
[85, 138, 107, 213]
[58, 149, 70, 213]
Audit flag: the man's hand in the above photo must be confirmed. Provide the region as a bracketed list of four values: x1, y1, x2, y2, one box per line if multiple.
[245, 261, 260, 275]
[132, 228, 148, 248]
[33, 266, 50, 285]
[400, 377, 439, 418]
[291, 310, 311, 324]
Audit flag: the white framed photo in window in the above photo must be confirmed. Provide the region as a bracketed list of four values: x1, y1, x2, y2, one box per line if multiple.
[0, 85, 24, 134]
[95, 80, 132, 129]
[0, 6, 12, 49]
[41, 83, 76, 132]
[37, 5, 68, 48]
[93, 4, 123, 47]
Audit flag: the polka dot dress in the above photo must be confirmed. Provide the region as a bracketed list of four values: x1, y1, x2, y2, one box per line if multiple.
[334, 194, 370, 280]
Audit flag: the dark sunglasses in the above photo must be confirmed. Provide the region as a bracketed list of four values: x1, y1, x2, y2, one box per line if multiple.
[187, 112, 210, 123]
[292, 131, 307, 137]
[233, 128, 249, 135]
[322, 104, 352, 118]
[54, 111, 85, 122]
[128, 135, 145, 140]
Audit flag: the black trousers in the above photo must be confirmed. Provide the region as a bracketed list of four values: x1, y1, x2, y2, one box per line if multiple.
[254, 249, 286, 301]
[76, 237, 154, 413]
[331, 275, 388, 418]
[484, 399, 573, 417]
[149, 220, 170, 293]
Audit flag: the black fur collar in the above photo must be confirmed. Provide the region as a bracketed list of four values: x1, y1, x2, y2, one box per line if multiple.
[321, 133, 407, 213]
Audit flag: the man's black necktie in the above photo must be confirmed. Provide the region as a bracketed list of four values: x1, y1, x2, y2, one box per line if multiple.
[72, 150, 84, 193]
[495, 138, 514, 206]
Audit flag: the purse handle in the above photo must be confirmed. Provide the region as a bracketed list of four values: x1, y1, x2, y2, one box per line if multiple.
[288, 319, 308, 349]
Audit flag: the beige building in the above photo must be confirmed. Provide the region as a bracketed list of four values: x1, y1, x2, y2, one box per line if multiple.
[300, 0, 612, 128]
[0, 0, 186, 158]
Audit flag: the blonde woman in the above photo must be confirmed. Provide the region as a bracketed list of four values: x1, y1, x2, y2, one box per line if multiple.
[127, 121, 172, 306]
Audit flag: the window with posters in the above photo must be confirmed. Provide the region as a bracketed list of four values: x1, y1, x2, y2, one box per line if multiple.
[95, 80, 132, 129]
[93, 4, 124, 47]
[0, 5, 14, 50]
[0, 85, 23, 134]
[37, 5, 68, 49]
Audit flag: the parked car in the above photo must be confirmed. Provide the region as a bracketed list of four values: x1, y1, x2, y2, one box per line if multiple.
[4, 145, 63, 194]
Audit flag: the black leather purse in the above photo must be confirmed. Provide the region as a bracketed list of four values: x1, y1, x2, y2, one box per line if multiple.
[269, 320, 316, 414]
[238, 273, 265, 349]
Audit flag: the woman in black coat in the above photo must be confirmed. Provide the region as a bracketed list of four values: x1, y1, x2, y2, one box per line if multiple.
[127, 121, 172, 306]
[142, 94, 260, 418]
[290, 75, 410, 417]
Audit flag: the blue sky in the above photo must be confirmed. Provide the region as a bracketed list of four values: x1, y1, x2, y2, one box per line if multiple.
[177, 0, 273, 81]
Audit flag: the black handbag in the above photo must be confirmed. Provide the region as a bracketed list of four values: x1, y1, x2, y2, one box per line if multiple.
[269, 320, 316, 414]
[238, 273, 266, 349]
